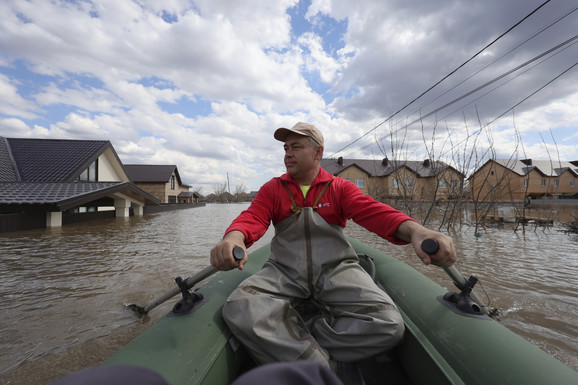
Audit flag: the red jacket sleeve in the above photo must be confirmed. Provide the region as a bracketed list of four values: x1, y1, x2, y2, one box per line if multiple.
[224, 179, 277, 248]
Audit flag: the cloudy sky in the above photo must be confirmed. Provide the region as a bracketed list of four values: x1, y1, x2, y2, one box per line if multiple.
[1, 0, 576, 192]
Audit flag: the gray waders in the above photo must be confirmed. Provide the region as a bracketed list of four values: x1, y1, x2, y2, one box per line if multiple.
[222, 189, 404, 367]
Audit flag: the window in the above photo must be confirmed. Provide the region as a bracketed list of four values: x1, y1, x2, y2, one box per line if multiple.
[405, 179, 414, 187]
[170, 175, 175, 190]
[355, 178, 364, 188]
[554, 179, 559, 187]
[450, 180, 458, 188]
[571, 180, 575, 188]
[393, 179, 400, 188]
[541, 179, 546, 187]
[524, 179, 529, 187]
[78, 160, 98, 181]
[438, 180, 447, 188]
[168, 195, 176, 203]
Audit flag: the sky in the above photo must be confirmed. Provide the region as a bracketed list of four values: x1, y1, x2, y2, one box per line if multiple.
[0, 0, 577, 193]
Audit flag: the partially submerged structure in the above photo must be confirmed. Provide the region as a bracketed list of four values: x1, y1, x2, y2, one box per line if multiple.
[0, 137, 159, 232]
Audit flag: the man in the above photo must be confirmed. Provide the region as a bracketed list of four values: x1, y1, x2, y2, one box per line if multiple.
[211, 122, 456, 369]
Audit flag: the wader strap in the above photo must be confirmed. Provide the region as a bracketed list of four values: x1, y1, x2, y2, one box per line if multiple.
[281, 179, 333, 215]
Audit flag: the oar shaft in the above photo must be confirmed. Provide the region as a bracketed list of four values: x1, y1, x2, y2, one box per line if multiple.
[143, 265, 217, 314]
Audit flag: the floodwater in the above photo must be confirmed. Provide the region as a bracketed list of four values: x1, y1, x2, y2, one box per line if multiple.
[0, 203, 576, 384]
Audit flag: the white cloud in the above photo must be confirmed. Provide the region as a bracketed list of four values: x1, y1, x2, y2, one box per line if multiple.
[0, 0, 576, 192]
[0, 73, 40, 119]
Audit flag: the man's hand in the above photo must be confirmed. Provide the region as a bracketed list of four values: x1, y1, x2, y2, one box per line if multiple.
[210, 231, 247, 271]
[395, 220, 457, 267]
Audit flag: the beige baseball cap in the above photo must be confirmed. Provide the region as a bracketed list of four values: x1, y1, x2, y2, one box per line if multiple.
[274, 122, 324, 146]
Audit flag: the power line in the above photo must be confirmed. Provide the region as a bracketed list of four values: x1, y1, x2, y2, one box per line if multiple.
[328, 0, 552, 158]
[399, 5, 577, 130]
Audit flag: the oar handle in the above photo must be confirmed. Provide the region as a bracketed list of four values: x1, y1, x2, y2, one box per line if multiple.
[233, 246, 244, 263]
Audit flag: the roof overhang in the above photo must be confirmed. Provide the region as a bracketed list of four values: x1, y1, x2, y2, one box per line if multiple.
[0, 182, 160, 213]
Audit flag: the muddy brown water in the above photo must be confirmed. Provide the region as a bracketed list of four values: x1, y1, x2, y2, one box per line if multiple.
[1, 203, 576, 384]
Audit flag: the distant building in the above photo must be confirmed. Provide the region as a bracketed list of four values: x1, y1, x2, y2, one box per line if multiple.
[0, 137, 159, 232]
[124, 164, 200, 204]
[469, 158, 578, 202]
[321, 157, 465, 202]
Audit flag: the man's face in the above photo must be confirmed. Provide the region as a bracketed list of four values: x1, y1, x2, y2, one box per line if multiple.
[283, 133, 322, 181]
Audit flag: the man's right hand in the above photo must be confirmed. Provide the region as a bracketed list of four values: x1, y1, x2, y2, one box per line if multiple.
[210, 231, 247, 271]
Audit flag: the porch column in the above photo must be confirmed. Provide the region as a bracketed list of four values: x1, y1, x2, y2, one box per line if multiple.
[46, 211, 63, 228]
[132, 203, 144, 216]
[115, 198, 131, 218]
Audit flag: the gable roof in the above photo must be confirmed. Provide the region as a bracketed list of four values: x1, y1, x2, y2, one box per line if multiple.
[480, 159, 578, 177]
[1, 137, 117, 182]
[124, 164, 182, 184]
[321, 158, 462, 178]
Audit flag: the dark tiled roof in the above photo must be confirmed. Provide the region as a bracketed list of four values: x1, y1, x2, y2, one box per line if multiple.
[124, 164, 180, 184]
[321, 158, 457, 178]
[0, 182, 160, 211]
[5, 138, 111, 182]
[0, 138, 18, 182]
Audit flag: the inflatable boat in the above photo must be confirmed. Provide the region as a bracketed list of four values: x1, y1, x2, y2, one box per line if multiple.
[105, 238, 578, 384]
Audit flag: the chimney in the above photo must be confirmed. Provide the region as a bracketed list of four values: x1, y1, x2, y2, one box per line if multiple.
[521, 159, 532, 166]
[423, 159, 431, 167]
[337, 156, 343, 166]
[382, 157, 389, 166]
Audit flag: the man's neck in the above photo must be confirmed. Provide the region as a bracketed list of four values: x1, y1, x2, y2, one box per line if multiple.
[292, 166, 320, 186]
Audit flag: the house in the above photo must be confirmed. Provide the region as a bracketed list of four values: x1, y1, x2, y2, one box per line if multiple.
[468, 158, 578, 202]
[124, 164, 199, 204]
[0, 137, 160, 233]
[321, 157, 465, 202]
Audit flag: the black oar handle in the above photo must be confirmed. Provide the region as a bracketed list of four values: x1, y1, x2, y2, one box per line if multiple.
[233, 246, 244, 263]
[421, 239, 439, 255]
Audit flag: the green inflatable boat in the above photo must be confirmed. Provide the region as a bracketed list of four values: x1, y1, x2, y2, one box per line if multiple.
[105, 238, 578, 384]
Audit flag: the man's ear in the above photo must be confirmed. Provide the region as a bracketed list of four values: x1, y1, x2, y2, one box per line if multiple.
[315, 146, 324, 160]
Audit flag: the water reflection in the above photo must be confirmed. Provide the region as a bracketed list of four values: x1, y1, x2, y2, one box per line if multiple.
[0, 203, 576, 384]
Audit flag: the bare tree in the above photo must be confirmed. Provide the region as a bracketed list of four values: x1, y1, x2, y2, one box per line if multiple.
[234, 183, 247, 202]
[213, 181, 228, 203]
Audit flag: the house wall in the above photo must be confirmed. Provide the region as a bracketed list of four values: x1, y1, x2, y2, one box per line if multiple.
[134, 172, 191, 204]
[163, 172, 190, 203]
[98, 148, 130, 182]
[335, 166, 374, 195]
[135, 183, 167, 203]
[558, 170, 577, 194]
[470, 161, 518, 202]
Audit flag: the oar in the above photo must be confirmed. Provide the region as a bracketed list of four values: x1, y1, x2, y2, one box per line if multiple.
[127, 246, 244, 316]
[421, 239, 492, 316]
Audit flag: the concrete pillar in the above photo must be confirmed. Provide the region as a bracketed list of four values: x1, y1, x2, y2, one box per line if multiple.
[46, 211, 63, 227]
[115, 198, 131, 218]
[132, 204, 144, 216]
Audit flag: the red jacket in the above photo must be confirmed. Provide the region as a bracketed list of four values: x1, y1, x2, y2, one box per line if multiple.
[226, 167, 415, 248]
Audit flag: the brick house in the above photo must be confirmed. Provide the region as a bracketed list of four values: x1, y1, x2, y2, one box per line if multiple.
[321, 157, 465, 202]
[468, 159, 578, 202]
[124, 164, 197, 204]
